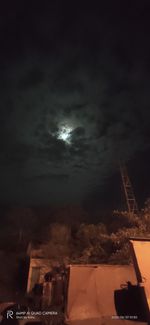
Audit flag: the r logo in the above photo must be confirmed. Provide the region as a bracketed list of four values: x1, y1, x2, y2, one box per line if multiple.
[7, 310, 14, 319]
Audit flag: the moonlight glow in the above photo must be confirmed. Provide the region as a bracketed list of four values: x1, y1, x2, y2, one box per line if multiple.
[57, 125, 73, 143]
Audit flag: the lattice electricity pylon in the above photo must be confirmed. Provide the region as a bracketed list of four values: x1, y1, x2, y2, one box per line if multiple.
[120, 164, 139, 218]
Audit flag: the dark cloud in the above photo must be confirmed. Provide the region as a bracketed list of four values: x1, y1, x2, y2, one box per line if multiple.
[25, 173, 69, 181]
[18, 67, 44, 90]
[0, 1, 150, 206]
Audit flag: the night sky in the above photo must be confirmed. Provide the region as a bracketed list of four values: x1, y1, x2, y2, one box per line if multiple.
[0, 0, 150, 209]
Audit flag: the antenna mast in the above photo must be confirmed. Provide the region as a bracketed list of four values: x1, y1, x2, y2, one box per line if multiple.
[120, 164, 138, 218]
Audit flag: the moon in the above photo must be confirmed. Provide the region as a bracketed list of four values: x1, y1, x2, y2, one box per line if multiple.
[57, 125, 73, 143]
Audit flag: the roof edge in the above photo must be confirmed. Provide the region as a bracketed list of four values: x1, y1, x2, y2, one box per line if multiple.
[129, 236, 150, 242]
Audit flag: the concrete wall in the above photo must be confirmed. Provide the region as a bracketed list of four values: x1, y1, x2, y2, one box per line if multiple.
[27, 258, 52, 292]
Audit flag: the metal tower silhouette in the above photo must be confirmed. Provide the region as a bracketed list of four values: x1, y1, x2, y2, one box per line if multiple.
[120, 164, 138, 218]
